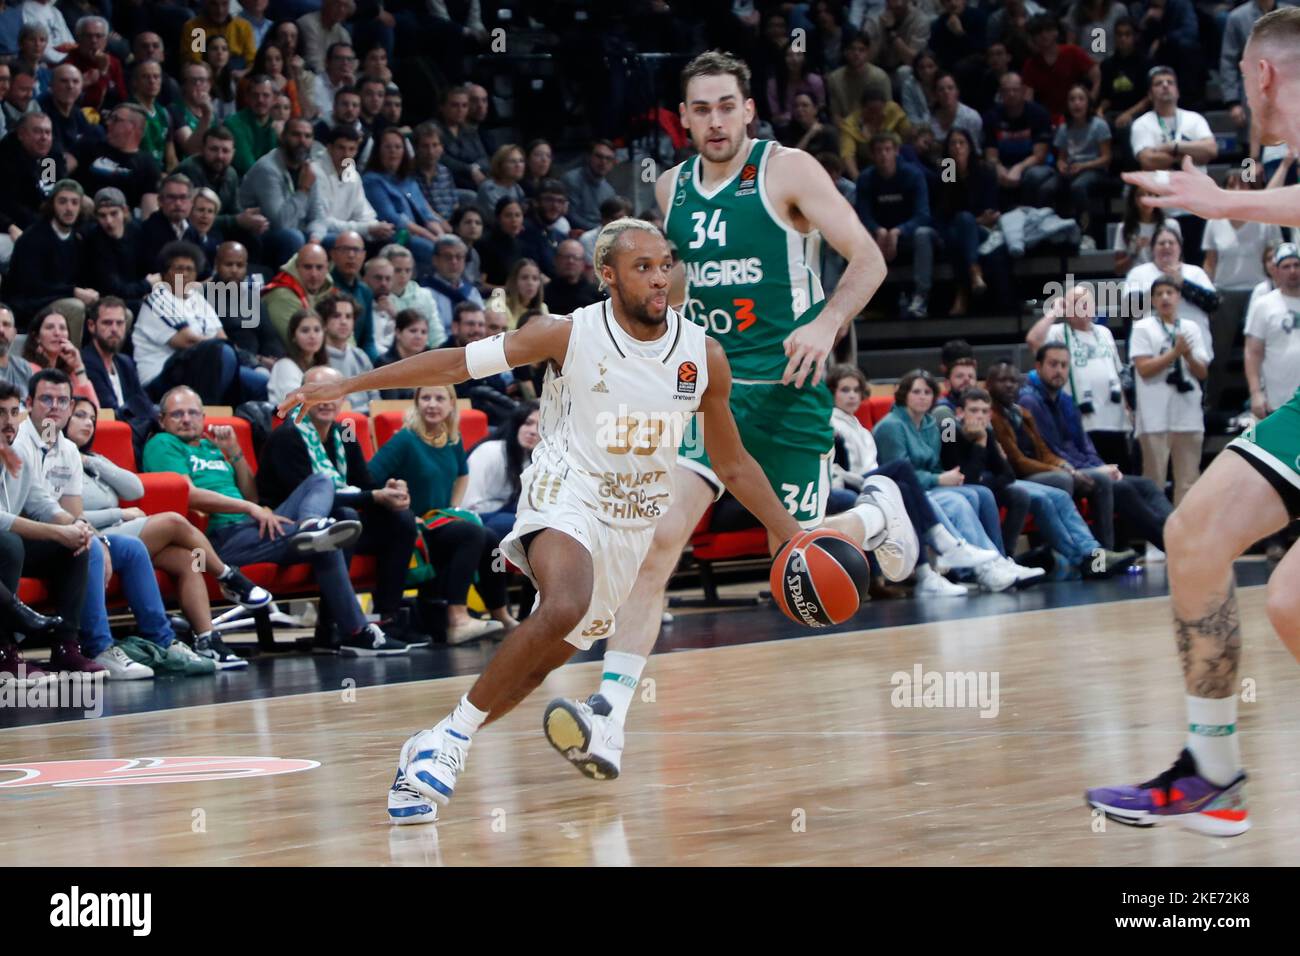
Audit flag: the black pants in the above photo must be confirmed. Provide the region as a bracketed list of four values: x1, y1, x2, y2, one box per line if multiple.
[420, 519, 508, 610]
[335, 503, 418, 619]
[0, 530, 89, 642]
[1089, 430, 1134, 475]
[1114, 475, 1173, 551]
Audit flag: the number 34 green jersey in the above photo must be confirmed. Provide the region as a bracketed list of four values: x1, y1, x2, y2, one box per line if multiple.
[663, 139, 827, 382]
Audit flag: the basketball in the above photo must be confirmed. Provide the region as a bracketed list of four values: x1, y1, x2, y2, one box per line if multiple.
[770, 529, 872, 628]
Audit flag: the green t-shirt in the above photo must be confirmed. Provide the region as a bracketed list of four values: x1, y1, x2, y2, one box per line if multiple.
[142, 432, 247, 531]
[367, 429, 467, 517]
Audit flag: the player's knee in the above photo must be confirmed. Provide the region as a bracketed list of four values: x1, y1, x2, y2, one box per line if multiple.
[535, 591, 587, 635]
[1266, 581, 1300, 651]
[1163, 507, 1207, 561]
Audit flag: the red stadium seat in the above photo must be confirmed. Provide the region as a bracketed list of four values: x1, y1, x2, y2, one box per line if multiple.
[93, 419, 137, 471]
[676, 505, 770, 607]
[862, 395, 894, 429]
[374, 407, 488, 451]
[338, 411, 373, 459]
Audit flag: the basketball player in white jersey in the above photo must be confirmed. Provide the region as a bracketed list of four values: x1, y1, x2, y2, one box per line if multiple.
[280, 219, 812, 823]
[542, 50, 1019, 783]
[1086, 8, 1300, 834]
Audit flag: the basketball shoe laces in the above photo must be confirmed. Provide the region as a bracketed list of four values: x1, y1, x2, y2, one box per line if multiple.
[1139, 749, 1199, 803]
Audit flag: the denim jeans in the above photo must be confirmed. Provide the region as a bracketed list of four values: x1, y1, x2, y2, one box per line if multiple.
[939, 484, 1005, 553]
[80, 535, 176, 657]
[208, 474, 367, 635]
[928, 488, 1000, 554]
[1013, 480, 1100, 566]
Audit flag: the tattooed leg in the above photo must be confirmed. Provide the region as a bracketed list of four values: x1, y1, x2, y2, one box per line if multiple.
[1173, 583, 1243, 699]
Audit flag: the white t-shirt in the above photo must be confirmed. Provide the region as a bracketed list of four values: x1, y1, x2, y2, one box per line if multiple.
[14, 416, 83, 500]
[267, 358, 305, 408]
[462, 439, 513, 513]
[1129, 109, 1215, 217]
[1128, 316, 1210, 435]
[1243, 288, 1300, 411]
[830, 406, 879, 490]
[1044, 321, 1128, 432]
[1245, 278, 1276, 329]
[133, 285, 226, 384]
[1201, 218, 1283, 291]
[1124, 261, 1218, 361]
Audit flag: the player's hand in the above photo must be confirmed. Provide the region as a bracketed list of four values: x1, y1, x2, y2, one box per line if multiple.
[278, 379, 350, 422]
[1122, 156, 1227, 219]
[781, 315, 838, 389]
[1251, 391, 1271, 421]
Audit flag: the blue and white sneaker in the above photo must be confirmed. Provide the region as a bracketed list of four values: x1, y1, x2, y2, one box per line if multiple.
[403, 717, 471, 806]
[388, 732, 437, 825]
[543, 694, 624, 780]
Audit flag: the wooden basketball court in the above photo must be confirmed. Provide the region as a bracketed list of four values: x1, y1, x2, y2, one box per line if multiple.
[1, 584, 1295, 866]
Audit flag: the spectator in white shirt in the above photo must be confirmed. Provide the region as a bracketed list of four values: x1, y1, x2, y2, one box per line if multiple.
[1245, 242, 1300, 421]
[1201, 170, 1285, 292]
[308, 123, 394, 245]
[1026, 284, 1132, 470]
[298, 0, 354, 75]
[1128, 66, 1218, 266]
[1245, 240, 1283, 326]
[133, 241, 270, 404]
[1124, 224, 1221, 361]
[1129, 276, 1209, 505]
[1113, 184, 1180, 274]
[383, 244, 440, 352]
[312, 41, 356, 123]
[462, 400, 539, 538]
[20, 0, 73, 64]
[268, 306, 328, 407]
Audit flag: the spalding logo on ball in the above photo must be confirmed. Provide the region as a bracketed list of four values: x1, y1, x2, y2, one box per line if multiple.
[770, 529, 872, 627]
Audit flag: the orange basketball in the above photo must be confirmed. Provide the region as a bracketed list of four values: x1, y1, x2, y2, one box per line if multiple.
[770, 529, 872, 628]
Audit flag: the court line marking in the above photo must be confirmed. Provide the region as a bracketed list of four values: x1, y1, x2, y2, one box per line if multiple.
[0, 584, 1269, 734]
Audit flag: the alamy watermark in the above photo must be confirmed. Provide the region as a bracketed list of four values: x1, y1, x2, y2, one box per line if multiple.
[0, 672, 104, 718]
[890, 664, 1000, 719]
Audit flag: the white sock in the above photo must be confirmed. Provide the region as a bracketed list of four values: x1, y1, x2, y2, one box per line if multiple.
[448, 694, 488, 739]
[849, 502, 886, 548]
[216, 565, 234, 581]
[599, 651, 645, 725]
[927, 524, 961, 553]
[1185, 694, 1241, 786]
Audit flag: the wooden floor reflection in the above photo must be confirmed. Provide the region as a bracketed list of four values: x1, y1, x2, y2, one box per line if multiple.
[2, 586, 1296, 866]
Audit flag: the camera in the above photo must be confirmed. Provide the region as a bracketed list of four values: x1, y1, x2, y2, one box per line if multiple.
[1078, 387, 1095, 416]
[1109, 382, 1122, 404]
[1167, 361, 1196, 393]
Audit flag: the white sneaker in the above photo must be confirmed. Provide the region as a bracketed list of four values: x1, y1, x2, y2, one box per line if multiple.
[914, 568, 971, 597]
[445, 618, 504, 645]
[403, 717, 470, 806]
[856, 475, 920, 582]
[1002, 557, 1047, 585]
[388, 732, 438, 825]
[975, 559, 1018, 593]
[1145, 544, 1166, 563]
[933, 539, 1001, 573]
[543, 694, 624, 780]
[94, 644, 154, 680]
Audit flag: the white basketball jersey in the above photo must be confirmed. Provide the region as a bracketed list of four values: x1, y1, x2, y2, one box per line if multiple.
[524, 300, 710, 530]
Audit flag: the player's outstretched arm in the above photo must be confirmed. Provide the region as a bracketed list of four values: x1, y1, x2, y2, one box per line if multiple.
[1124, 155, 1300, 225]
[277, 315, 573, 421]
[698, 338, 803, 548]
[767, 147, 887, 389]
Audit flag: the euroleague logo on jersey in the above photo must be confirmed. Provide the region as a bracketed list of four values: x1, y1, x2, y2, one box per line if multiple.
[677, 361, 698, 395]
[735, 163, 758, 197]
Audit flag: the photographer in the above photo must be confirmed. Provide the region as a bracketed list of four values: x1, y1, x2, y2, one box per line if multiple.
[1026, 284, 1131, 470]
[1129, 276, 1208, 506]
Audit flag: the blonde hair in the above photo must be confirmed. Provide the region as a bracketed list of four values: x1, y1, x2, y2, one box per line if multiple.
[592, 217, 664, 290]
[404, 384, 460, 447]
[489, 143, 524, 181]
[193, 186, 221, 213]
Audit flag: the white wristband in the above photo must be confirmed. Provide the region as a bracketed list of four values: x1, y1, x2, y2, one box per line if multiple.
[1154, 170, 1170, 186]
[465, 333, 511, 379]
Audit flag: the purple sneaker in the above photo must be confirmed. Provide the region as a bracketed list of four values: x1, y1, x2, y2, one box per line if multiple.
[1086, 748, 1250, 837]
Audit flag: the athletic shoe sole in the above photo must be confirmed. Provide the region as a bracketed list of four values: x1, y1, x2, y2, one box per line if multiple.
[543, 699, 619, 781]
[288, 520, 363, 556]
[1085, 797, 1250, 837]
[388, 773, 438, 825]
[338, 645, 409, 657]
[860, 476, 920, 582]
